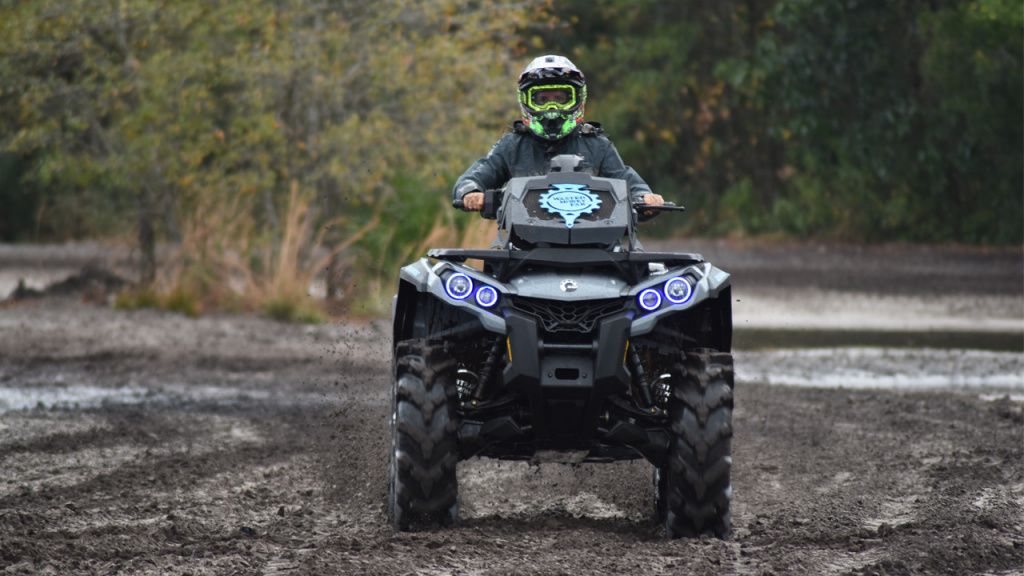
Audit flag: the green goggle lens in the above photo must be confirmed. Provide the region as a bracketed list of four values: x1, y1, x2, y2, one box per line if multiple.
[523, 84, 578, 112]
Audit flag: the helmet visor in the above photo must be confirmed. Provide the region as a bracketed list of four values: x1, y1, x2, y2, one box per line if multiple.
[523, 84, 578, 112]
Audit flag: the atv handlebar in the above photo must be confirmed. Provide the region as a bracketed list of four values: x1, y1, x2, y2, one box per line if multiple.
[633, 201, 687, 213]
[480, 189, 504, 219]
[459, 189, 685, 219]
[453, 189, 503, 219]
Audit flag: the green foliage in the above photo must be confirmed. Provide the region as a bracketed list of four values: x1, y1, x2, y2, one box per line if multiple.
[1, 0, 535, 310]
[0, 153, 35, 241]
[113, 287, 161, 311]
[0, 1, 1019, 317]
[262, 297, 324, 325]
[114, 285, 200, 317]
[537, 0, 1022, 243]
[160, 287, 201, 318]
[755, 0, 1022, 243]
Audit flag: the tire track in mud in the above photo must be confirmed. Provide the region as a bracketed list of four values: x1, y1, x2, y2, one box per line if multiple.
[1, 341, 1021, 575]
[0, 297, 1022, 574]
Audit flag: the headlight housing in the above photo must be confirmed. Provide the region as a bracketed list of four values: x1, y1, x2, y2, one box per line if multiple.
[444, 272, 473, 300]
[636, 274, 696, 313]
[441, 269, 501, 311]
[474, 285, 498, 308]
[638, 288, 662, 312]
[663, 276, 693, 305]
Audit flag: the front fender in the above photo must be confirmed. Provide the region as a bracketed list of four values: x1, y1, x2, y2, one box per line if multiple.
[392, 258, 508, 344]
[628, 262, 731, 337]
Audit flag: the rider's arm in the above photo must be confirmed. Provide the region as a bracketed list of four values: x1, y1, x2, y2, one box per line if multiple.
[595, 139, 653, 203]
[452, 135, 514, 209]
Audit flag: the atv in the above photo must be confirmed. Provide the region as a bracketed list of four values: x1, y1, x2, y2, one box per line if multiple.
[388, 155, 734, 538]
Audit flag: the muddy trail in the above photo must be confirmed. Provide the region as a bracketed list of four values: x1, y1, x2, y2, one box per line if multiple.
[1, 239, 1023, 575]
[0, 298, 1019, 576]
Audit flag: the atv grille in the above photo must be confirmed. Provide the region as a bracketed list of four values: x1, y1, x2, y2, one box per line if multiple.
[508, 297, 625, 333]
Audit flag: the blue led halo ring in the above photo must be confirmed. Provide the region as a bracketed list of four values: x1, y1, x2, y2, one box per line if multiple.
[663, 276, 694, 305]
[638, 288, 662, 312]
[444, 272, 474, 300]
[474, 285, 499, 308]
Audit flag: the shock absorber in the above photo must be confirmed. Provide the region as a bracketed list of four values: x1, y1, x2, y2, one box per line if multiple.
[473, 336, 504, 400]
[629, 346, 655, 408]
[653, 373, 672, 407]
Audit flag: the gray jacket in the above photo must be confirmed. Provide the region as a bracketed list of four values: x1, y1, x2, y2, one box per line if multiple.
[452, 122, 652, 207]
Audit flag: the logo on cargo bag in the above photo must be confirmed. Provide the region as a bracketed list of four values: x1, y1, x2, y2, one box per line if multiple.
[539, 184, 602, 228]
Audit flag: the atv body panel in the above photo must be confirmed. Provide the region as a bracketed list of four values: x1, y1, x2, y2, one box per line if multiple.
[390, 156, 735, 537]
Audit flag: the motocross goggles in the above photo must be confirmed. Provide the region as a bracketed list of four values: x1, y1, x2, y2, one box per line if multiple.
[521, 84, 579, 112]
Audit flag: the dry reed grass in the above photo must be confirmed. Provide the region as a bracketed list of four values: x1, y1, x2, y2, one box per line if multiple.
[121, 179, 383, 322]
[118, 182, 497, 321]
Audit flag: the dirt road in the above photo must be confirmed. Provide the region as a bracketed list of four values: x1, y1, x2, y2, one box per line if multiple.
[1, 240, 1022, 575]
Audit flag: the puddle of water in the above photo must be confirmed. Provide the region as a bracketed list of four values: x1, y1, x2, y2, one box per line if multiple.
[979, 394, 1024, 402]
[0, 384, 152, 412]
[735, 327, 1023, 352]
[736, 348, 1024, 392]
[3, 347, 1021, 414]
[0, 267, 80, 299]
[0, 382, 332, 414]
[733, 290, 1024, 335]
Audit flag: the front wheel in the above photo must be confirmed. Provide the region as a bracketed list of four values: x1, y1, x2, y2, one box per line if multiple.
[663, 350, 734, 538]
[653, 465, 667, 522]
[388, 339, 459, 531]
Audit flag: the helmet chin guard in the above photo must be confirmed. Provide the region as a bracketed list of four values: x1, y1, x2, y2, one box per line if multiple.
[517, 55, 586, 141]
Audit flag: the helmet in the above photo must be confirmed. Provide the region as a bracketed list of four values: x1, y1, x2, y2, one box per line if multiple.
[517, 55, 587, 141]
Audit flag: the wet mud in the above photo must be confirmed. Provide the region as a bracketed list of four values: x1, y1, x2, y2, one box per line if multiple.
[0, 299, 1021, 576]
[1, 239, 1022, 575]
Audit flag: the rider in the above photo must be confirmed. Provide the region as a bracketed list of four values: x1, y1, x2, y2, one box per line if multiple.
[452, 55, 664, 212]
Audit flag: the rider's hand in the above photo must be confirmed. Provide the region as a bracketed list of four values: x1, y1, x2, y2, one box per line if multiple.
[641, 193, 664, 218]
[642, 193, 664, 206]
[462, 191, 484, 211]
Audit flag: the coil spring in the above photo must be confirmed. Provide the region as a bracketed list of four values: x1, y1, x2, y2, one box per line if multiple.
[456, 369, 478, 401]
[654, 374, 672, 407]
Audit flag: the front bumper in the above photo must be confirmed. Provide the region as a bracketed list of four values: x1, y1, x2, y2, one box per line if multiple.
[502, 310, 632, 449]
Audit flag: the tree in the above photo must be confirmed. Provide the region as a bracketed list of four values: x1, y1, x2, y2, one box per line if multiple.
[1, 0, 537, 308]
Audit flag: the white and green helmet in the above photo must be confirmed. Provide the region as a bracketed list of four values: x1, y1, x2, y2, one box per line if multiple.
[517, 55, 587, 141]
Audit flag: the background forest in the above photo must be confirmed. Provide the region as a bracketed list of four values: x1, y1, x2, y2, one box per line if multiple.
[1, 0, 1021, 316]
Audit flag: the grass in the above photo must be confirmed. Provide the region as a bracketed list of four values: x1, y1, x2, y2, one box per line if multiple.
[114, 179, 379, 323]
[115, 179, 496, 324]
[113, 287, 162, 311]
[114, 286, 199, 318]
[162, 287, 201, 318]
[262, 296, 325, 324]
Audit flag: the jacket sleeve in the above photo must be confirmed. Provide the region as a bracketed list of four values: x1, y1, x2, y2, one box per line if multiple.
[596, 138, 652, 201]
[452, 135, 514, 207]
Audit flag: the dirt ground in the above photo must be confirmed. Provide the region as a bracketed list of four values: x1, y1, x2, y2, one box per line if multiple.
[0, 240, 1022, 575]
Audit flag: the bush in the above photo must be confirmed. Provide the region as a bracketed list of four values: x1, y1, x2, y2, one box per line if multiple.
[263, 297, 324, 324]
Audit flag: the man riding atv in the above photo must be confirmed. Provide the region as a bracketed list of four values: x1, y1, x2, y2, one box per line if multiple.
[452, 55, 665, 214]
[388, 53, 734, 540]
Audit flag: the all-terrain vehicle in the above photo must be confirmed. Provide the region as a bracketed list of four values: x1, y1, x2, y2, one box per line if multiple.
[389, 155, 734, 538]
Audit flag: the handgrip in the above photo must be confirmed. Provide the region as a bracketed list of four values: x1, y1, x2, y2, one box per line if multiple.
[633, 201, 687, 213]
[480, 189, 503, 220]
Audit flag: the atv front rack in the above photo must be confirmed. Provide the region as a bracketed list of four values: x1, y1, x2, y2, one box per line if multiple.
[427, 248, 704, 284]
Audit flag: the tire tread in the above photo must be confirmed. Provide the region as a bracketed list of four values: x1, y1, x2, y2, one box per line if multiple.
[664, 350, 734, 538]
[389, 339, 459, 530]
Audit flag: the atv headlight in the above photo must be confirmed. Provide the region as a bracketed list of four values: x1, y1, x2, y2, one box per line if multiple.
[445, 273, 473, 300]
[663, 276, 693, 305]
[638, 288, 662, 312]
[474, 285, 498, 308]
